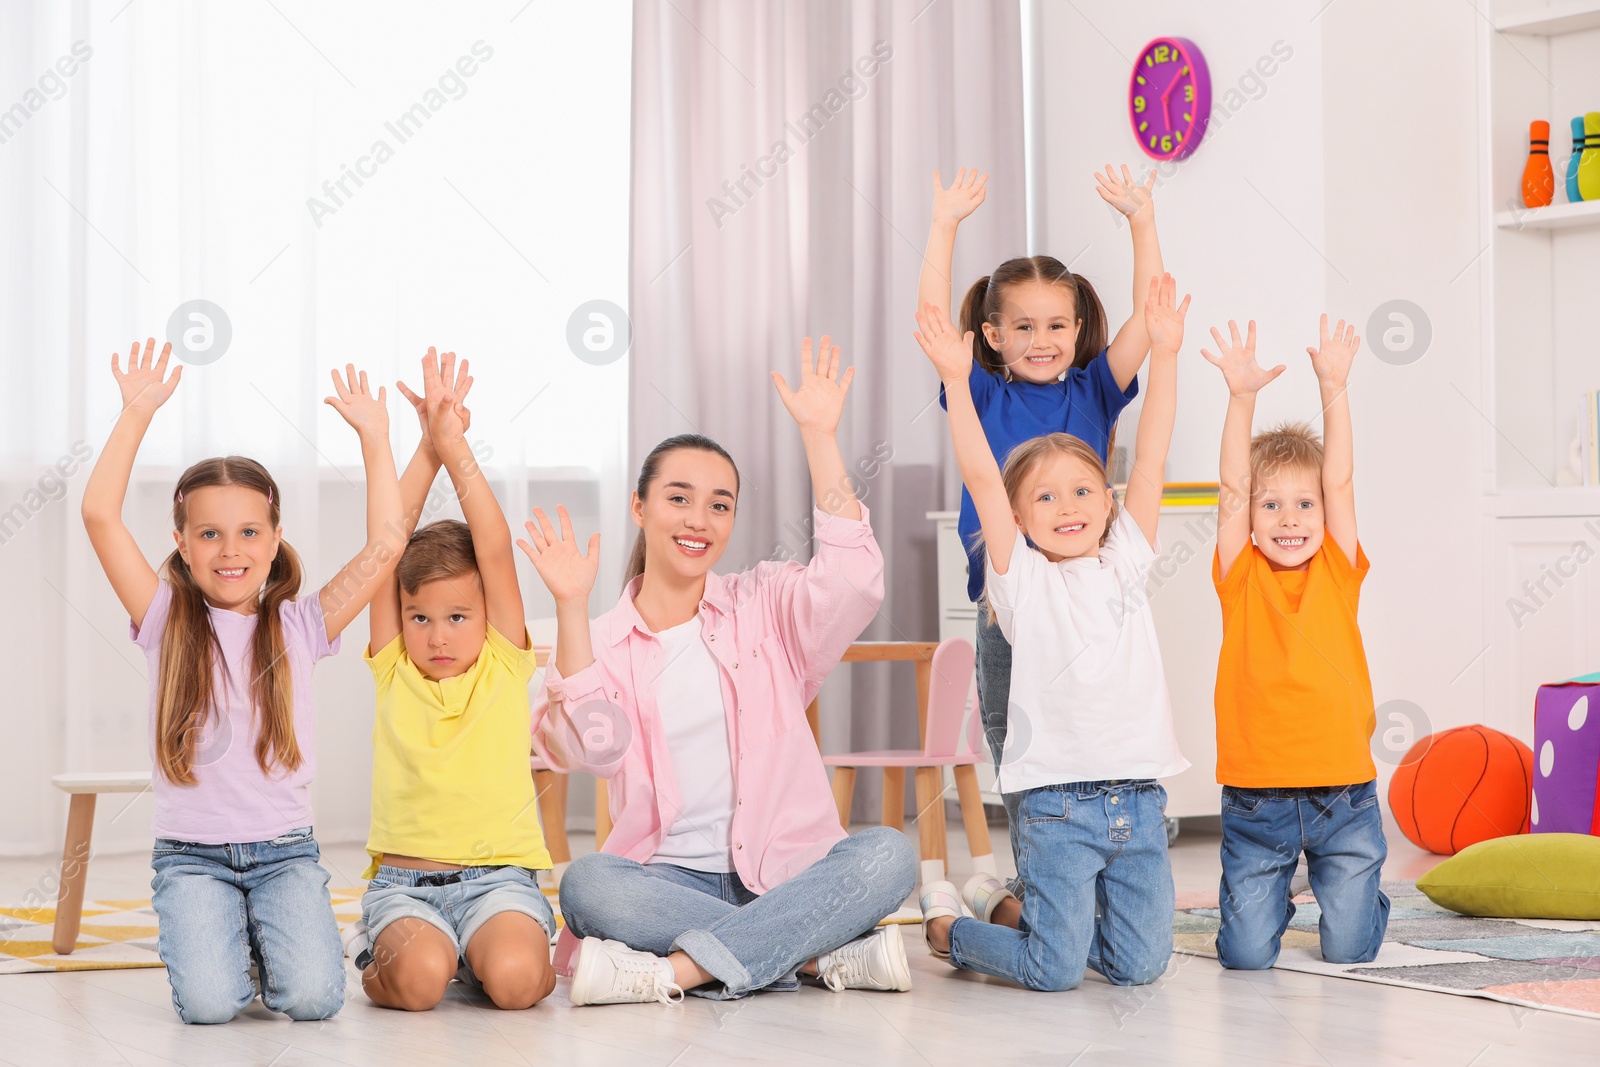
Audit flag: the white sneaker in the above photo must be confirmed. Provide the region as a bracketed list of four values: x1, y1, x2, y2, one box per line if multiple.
[568, 938, 685, 1006]
[815, 925, 913, 993]
[341, 918, 374, 971]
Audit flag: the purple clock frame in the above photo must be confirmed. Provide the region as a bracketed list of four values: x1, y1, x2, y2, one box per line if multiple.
[1128, 37, 1212, 162]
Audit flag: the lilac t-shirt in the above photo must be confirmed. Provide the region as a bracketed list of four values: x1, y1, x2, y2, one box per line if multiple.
[132, 580, 340, 844]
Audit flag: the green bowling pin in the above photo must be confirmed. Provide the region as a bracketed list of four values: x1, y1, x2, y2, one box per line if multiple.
[1580, 112, 1600, 202]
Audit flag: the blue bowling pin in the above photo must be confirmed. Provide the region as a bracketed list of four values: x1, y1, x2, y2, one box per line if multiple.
[1568, 116, 1585, 203]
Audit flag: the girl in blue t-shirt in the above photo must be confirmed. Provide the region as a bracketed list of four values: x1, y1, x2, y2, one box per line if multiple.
[916, 166, 1165, 902]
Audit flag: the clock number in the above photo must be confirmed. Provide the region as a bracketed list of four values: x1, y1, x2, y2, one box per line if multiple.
[1160, 134, 1173, 153]
[1133, 95, 1146, 113]
[1184, 83, 1195, 103]
[1153, 45, 1170, 63]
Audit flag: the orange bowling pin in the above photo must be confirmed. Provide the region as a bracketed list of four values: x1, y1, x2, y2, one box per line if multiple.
[1522, 120, 1554, 208]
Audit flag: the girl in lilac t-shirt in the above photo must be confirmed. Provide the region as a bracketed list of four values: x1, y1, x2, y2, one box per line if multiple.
[82, 341, 404, 1025]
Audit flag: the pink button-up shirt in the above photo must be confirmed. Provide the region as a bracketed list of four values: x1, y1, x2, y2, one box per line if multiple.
[532, 505, 884, 894]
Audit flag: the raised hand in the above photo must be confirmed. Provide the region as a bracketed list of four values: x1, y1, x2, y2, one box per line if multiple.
[771, 335, 855, 436]
[1093, 163, 1157, 222]
[112, 338, 182, 414]
[912, 301, 975, 383]
[932, 168, 988, 226]
[397, 353, 472, 453]
[324, 364, 389, 437]
[420, 347, 469, 453]
[1307, 313, 1360, 389]
[1200, 320, 1285, 398]
[517, 506, 600, 605]
[1143, 273, 1191, 356]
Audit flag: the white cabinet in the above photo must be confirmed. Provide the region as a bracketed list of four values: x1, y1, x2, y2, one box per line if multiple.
[1485, 515, 1600, 737]
[928, 510, 1221, 818]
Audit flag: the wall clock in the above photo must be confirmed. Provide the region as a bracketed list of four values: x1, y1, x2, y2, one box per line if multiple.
[1129, 37, 1212, 161]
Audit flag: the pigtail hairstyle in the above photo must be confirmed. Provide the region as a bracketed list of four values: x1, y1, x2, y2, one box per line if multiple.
[959, 256, 1110, 379]
[624, 434, 741, 586]
[156, 457, 304, 785]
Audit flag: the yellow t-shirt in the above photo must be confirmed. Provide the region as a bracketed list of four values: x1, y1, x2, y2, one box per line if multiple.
[1212, 541, 1377, 788]
[363, 626, 550, 879]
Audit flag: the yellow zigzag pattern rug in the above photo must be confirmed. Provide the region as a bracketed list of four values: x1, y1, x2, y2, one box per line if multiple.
[0, 887, 561, 975]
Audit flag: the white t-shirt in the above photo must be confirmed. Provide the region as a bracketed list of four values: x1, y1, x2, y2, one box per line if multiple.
[984, 510, 1190, 793]
[648, 618, 737, 872]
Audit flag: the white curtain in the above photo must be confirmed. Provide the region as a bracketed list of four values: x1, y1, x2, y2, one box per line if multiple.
[629, 0, 1026, 818]
[1, 1, 632, 860]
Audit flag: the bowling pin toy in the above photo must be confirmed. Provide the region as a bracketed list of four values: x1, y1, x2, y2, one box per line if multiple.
[1523, 120, 1554, 208]
[1568, 116, 1585, 203]
[1579, 112, 1600, 203]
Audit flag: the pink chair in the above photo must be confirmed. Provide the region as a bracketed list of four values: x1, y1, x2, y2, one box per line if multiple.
[823, 637, 994, 882]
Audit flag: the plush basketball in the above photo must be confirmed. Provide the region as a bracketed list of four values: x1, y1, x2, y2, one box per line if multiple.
[1388, 725, 1534, 855]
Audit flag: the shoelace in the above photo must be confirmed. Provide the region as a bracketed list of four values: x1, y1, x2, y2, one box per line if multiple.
[819, 938, 874, 992]
[612, 956, 685, 1005]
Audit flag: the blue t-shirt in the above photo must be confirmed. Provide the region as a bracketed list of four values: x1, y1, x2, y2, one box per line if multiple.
[939, 349, 1138, 602]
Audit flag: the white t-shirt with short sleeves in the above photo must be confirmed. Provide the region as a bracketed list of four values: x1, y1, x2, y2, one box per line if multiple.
[984, 509, 1189, 793]
[648, 618, 737, 873]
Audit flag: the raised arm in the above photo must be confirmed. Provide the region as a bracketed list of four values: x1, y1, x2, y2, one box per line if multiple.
[1307, 315, 1360, 562]
[319, 365, 403, 641]
[518, 505, 600, 685]
[1095, 165, 1164, 391]
[1200, 321, 1286, 579]
[367, 357, 475, 653]
[81, 338, 182, 628]
[770, 336, 860, 520]
[917, 169, 988, 327]
[1123, 274, 1189, 547]
[914, 304, 1018, 575]
[423, 349, 526, 648]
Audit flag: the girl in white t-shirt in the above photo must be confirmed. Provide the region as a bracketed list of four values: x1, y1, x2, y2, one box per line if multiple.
[910, 274, 1191, 992]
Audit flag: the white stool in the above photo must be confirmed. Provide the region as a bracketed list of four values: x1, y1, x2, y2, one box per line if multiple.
[51, 772, 150, 955]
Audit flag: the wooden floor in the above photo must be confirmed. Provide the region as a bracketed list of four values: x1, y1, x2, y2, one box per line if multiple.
[0, 815, 1593, 1066]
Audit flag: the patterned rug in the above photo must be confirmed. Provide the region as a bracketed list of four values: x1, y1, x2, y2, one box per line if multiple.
[0, 886, 563, 975]
[1174, 881, 1600, 1020]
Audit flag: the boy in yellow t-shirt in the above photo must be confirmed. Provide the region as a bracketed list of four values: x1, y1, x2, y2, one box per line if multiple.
[348, 351, 554, 1012]
[1201, 316, 1390, 970]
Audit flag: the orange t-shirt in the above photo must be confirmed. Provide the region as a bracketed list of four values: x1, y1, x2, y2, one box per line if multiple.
[1212, 540, 1377, 788]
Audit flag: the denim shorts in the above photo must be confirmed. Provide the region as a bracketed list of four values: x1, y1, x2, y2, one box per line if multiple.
[362, 864, 556, 986]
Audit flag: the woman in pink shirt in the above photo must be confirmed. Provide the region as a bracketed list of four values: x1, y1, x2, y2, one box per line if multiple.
[523, 337, 916, 1004]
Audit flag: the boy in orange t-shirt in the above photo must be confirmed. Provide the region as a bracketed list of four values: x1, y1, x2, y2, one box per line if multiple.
[1201, 315, 1390, 969]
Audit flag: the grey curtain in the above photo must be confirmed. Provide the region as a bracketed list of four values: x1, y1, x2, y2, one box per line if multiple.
[629, 0, 1026, 819]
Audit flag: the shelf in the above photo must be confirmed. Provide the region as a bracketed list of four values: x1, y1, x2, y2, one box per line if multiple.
[1486, 487, 1600, 518]
[1495, 199, 1600, 230]
[1495, 1, 1600, 35]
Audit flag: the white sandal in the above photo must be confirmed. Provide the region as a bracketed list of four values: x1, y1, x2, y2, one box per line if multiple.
[962, 872, 1017, 924]
[919, 879, 962, 962]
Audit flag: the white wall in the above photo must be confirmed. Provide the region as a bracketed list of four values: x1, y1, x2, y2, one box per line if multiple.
[1033, 0, 1490, 784]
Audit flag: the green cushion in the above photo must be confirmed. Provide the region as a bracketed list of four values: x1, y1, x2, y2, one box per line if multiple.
[1416, 833, 1600, 919]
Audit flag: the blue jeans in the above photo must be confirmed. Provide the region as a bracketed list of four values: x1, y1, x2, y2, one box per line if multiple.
[1217, 781, 1391, 969]
[974, 604, 1023, 893]
[947, 781, 1173, 991]
[150, 826, 346, 1024]
[362, 864, 556, 991]
[559, 826, 915, 1000]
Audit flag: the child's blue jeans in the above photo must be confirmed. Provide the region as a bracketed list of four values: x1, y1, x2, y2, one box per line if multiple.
[947, 780, 1174, 991]
[150, 826, 346, 1024]
[1217, 780, 1391, 969]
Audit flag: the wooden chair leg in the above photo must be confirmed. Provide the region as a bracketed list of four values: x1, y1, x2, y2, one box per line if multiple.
[534, 770, 571, 866]
[594, 777, 611, 851]
[880, 767, 906, 832]
[831, 767, 857, 829]
[953, 764, 996, 876]
[913, 766, 948, 883]
[53, 794, 96, 955]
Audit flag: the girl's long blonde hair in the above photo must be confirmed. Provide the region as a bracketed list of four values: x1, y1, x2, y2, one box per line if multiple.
[976, 433, 1118, 622]
[156, 457, 304, 785]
